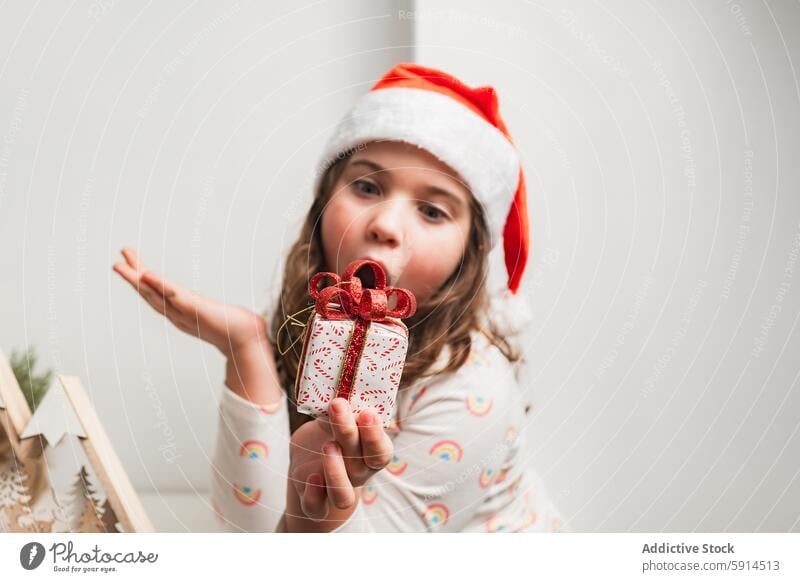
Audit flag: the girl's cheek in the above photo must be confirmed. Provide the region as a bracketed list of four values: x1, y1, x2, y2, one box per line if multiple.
[406, 260, 443, 298]
[323, 200, 355, 240]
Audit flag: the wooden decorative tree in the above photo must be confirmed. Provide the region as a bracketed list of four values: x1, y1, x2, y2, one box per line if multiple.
[0, 349, 152, 532]
[0, 454, 32, 530]
[67, 466, 105, 532]
[99, 497, 122, 533]
[47, 484, 72, 533]
[0, 452, 56, 532]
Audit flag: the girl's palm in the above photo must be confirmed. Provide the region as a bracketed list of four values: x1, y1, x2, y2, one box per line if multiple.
[112, 248, 267, 356]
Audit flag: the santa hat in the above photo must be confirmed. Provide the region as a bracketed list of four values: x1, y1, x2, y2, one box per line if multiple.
[316, 62, 532, 336]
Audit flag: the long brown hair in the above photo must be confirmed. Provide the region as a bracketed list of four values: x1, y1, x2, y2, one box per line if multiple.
[266, 144, 521, 434]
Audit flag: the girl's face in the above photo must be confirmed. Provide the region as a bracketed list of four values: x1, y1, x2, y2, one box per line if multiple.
[320, 140, 473, 304]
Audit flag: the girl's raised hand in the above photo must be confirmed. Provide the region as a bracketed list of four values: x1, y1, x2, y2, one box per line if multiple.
[112, 247, 268, 357]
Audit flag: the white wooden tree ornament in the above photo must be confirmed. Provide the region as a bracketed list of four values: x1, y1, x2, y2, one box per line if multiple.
[20, 382, 86, 446]
[0, 350, 153, 532]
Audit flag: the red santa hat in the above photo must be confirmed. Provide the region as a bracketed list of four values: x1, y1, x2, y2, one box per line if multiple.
[316, 62, 532, 335]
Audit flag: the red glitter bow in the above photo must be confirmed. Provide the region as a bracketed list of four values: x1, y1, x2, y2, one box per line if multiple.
[307, 259, 417, 322]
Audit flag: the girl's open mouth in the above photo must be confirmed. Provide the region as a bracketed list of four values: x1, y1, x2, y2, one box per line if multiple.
[356, 263, 378, 288]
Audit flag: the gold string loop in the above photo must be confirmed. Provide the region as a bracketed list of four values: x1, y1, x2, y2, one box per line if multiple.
[276, 304, 315, 356]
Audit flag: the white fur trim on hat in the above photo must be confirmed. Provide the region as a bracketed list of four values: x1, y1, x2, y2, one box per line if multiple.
[488, 287, 533, 337]
[317, 87, 520, 248]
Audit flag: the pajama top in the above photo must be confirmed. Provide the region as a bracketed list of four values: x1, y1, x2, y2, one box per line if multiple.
[210, 329, 565, 533]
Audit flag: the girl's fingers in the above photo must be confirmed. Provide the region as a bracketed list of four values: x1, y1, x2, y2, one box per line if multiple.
[322, 442, 356, 510]
[112, 262, 142, 290]
[114, 259, 208, 338]
[141, 270, 197, 315]
[113, 260, 157, 299]
[357, 409, 393, 470]
[114, 262, 176, 318]
[299, 472, 328, 522]
[141, 271, 178, 300]
[121, 248, 144, 271]
[289, 461, 311, 497]
[114, 263, 161, 305]
[327, 399, 363, 474]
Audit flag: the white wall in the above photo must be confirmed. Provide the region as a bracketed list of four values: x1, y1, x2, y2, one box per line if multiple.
[415, 0, 800, 532]
[0, 0, 412, 512]
[1, 1, 798, 532]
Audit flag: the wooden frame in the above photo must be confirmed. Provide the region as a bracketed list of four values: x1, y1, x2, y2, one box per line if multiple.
[0, 349, 153, 532]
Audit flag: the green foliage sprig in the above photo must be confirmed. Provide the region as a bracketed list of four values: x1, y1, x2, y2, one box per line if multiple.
[9, 347, 52, 412]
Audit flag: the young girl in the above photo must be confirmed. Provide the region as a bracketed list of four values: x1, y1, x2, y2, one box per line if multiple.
[113, 63, 565, 533]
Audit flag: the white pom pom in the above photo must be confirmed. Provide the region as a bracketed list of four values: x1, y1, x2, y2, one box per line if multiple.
[488, 287, 533, 337]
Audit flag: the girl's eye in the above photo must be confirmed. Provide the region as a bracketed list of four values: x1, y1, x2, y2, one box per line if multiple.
[353, 180, 379, 195]
[421, 204, 448, 222]
[353, 180, 448, 222]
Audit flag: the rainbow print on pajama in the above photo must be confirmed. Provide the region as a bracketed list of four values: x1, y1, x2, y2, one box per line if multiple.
[232, 484, 261, 505]
[239, 439, 269, 460]
[362, 484, 378, 505]
[494, 464, 511, 485]
[386, 454, 408, 475]
[507, 474, 523, 496]
[484, 513, 511, 533]
[503, 426, 517, 446]
[465, 394, 492, 416]
[423, 503, 450, 528]
[478, 467, 495, 488]
[465, 350, 489, 368]
[428, 439, 463, 462]
[518, 491, 539, 530]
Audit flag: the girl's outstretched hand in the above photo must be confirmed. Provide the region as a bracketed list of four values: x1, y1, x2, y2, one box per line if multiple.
[286, 398, 393, 529]
[112, 247, 268, 357]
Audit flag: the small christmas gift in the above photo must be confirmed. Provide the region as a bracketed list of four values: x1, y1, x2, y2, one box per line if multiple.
[292, 259, 417, 427]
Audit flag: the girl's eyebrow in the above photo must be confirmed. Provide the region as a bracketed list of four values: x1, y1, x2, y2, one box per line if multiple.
[349, 158, 466, 213]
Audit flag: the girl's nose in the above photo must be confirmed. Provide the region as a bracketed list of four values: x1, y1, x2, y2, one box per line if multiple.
[366, 199, 407, 246]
